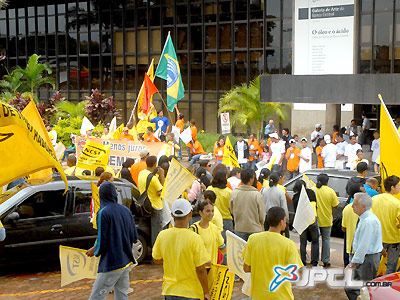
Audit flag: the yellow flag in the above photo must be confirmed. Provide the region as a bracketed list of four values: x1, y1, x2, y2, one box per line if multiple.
[0, 101, 68, 192]
[59, 245, 100, 287]
[138, 59, 155, 116]
[76, 140, 111, 171]
[112, 123, 124, 140]
[222, 136, 239, 168]
[207, 264, 235, 300]
[379, 94, 400, 199]
[128, 126, 138, 141]
[161, 158, 196, 205]
[90, 182, 100, 229]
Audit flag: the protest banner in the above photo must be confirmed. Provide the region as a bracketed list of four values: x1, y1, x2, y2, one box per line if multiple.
[180, 126, 192, 144]
[171, 125, 181, 144]
[59, 245, 100, 287]
[90, 182, 100, 229]
[293, 186, 315, 235]
[76, 140, 110, 171]
[0, 101, 68, 191]
[161, 158, 196, 206]
[207, 264, 234, 300]
[222, 136, 239, 168]
[76, 137, 172, 170]
[226, 230, 251, 296]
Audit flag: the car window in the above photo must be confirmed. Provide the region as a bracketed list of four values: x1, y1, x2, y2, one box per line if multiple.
[16, 190, 66, 219]
[327, 177, 348, 198]
[74, 190, 92, 214]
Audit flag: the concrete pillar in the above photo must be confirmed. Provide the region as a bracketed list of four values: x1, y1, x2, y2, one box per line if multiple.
[325, 104, 341, 136]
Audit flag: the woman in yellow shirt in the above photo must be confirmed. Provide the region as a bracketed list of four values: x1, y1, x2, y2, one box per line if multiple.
[190, 201, 226, 265]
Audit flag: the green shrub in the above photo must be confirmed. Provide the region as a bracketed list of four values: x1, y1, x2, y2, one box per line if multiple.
[197, 132, 237, 153]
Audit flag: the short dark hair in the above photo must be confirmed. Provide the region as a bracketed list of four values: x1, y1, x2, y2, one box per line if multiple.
[179, 113, 184, 119]
[190, 119, 196, 125]
[146, 155, 157, 168]
[351, 119, 356, 123]
[203, 190, 216, 204]
[384, 175, 400, 192]
[147, 126, 154, 133]
[82, 169, 91, 176]
[267, 207, 286, 227]
[333, 125, 339, 131]
[283, 128, 289, 134]
[198, 201, 213, 212]
[158, 110, 163, 115]
[122, 158, 135, 168]
[199, 160, 210, 167]
[95, 167, 105, 177]
[316, 173, 329, 188]
[241, 169, 254, 185]
[229, 167, 241, 177]
[356, 162, 368, 174]
[337, 133, 343, 138]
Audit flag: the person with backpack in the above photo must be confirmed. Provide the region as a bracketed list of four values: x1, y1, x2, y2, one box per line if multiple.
[190, 201, 226, 265]
[138, 155, 165, 246]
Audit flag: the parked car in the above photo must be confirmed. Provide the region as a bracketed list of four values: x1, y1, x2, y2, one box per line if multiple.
[360, 272, 400, 299]
[283, 169, 380, 236]
[0, 175, 150, 267]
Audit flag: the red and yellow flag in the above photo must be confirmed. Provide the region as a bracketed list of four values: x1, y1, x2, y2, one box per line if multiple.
[143, 73, 159, 115]
[138, 59, 156, 116]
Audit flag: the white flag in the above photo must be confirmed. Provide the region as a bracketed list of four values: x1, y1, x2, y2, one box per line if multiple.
[293, 185, 315, 235]
[180, 126, 192, 144]
[154, 127, 162, 141]
[171, 125, 181, 144]
[226, 230, 251, 296]
[80, 116, 95, 136]
[109, 116, 117, 135]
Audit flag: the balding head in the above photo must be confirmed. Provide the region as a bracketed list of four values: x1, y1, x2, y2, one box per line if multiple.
[67, 154, 77, 167]
[366, 177, 379, 191]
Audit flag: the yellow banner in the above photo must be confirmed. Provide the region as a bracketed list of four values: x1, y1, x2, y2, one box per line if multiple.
[112, 123, 124, 140]
[161, 158, 196, 205]
[91, 182, 100, 229]
[59, 245, 100, 287]
[208, 264, 235, 300]
[0, 101, 68, 192]
[76, 140, 111, 171]
[222, 136, 239, 168]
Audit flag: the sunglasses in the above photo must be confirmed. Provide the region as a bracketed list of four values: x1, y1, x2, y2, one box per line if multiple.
[207, 164, 212, 167]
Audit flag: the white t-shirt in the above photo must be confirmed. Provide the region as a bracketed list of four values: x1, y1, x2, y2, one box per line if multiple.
[228, 176, 241, 191]
[344, 143, 362, 168]
[336, 141, 348, 161]
[311, 130, 324, 148]
[270, 141, 285, 165]
[299, 147, 312, 173]
[236, 141, 247, 164]
[321, 143, 337, 168]
[371, 138, 380, 162]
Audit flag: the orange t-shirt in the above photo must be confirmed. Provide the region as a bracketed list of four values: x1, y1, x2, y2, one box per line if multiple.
[316, 146, 324, 168]
[332, 132, 338, 145]
[286, 147, 301, 172]
[238, 181, 263, 191]
[176, 119, 184, 133]
[130, 160, 147, 185]
[248, 140, 260, 162]
[190, 141, 205, 155]
[191, 125, 198, 141]
[147, 135, 159, 142]
[120, 134, 134, 141]
[267, 138, 272, 147]
[214, 146, 224, 162]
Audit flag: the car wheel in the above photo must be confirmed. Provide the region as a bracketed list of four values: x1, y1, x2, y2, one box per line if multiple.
[132, 234, 147, 264]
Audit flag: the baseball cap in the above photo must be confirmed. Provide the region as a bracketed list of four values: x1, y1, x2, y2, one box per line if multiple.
[171, 198, 192, 217]
[123, 127, 129, 131]
[289, 139, 296, 144]
[324, 135, 331, 144]
[301, 137, 308, 142]
[315, 124, 322, 128]
[139, 148, 149, 158]
[269, 133, 279, 139]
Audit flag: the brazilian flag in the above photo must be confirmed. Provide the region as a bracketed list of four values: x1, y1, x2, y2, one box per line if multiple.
[155, 33, 185, 111]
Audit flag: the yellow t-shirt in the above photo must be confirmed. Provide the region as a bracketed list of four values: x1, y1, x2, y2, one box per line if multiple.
[190, 222, 224, 265]
[64, 166, 85, 176]
[277, 184, 286, 193]
[138, 169, 164, 209]
[152, 228, 210, 299]
[206, 186, 232, 220]
[315, 185, 339, 227]
[263, 180, 269, 188]
[0, 221, 3, 229]
[371, 193, 400, 244]
[242, 231, 303, 300]
[211, 206, 224, 232]
[341, 203, 359, 254]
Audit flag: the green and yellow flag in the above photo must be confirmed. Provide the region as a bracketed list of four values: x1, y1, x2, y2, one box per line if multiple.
[222, 136, 240, 168]
[155, 33, 185, 111]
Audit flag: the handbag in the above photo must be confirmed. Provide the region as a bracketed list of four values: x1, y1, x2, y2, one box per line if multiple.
[136, 173, 155, 216]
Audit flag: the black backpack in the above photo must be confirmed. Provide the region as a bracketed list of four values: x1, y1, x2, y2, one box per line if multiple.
[136, 173, 155, 216]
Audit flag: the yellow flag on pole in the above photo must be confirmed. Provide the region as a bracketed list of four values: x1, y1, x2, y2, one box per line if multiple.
[161, 158, 196, 206]
[112, 123, 124, 140]
[379, 94, 400, 199]
[302, 174, 316, 191]
[76, 140, 110, 171]
[59, 245, 100, 287]
[222, 136, 240, 168]
[90, 182, 100, 229]
[0, 101, 68, 192]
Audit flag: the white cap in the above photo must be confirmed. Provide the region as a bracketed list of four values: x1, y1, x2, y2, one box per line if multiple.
[171, 198, 192, 217]
[289, 139, 296, 144]
[269, 133, 279, 139]
[324, 135, 331, 144]
[301, 137, 307, 142]
[315, 123, 322, 128]
[139, 148, 149, 158]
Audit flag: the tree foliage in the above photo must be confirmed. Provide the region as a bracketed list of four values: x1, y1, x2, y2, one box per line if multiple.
[84, 88, 118, 125]
[218, 75, 291, 139]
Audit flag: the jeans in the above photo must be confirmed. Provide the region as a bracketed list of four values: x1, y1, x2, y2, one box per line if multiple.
[343, 236, 350, 267]
[319, 226, 332, 263]
[187, 147, 192, 160]
[178, 140, 183, 159]
[235, 231, 252, 242]
[300, 222, 319, 266]
[61, 148, 75, 161]
[222, 219, 234, 242]
[344, 253, 380, 300]
[383, 242, 400, 274]
[190, 154, 202, 165]
[286, 170, 299, 181]
[249, 159, 257, 170]
[89, 266, 130, 300]
[239, 162, 250, 169]
[151, 209, 164, 246]
[165, 296, 200, 300]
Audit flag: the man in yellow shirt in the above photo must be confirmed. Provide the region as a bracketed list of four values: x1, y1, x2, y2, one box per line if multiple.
[342, 203, 359, 267]
[371, 175, 400, 274]
[243, 207, 303, 300]
[153, 198, 210, 300]
[138, 155, 165, 246]
[64, 154, 85, 176]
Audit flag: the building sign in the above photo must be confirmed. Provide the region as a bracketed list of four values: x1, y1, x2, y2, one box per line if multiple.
[294, 0, 355, 75]
[220, 112, 230, 134]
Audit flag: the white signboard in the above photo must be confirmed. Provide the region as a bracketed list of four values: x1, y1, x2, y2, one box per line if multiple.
[220, 112, 230, 134]
[294, 0, 355, 75]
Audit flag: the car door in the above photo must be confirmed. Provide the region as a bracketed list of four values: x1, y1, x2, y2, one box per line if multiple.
[0, 189, 69, 265]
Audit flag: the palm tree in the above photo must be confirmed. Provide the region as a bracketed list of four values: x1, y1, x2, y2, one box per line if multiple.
[54, 100, 88, 120]
[218, 74, 291, 139]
